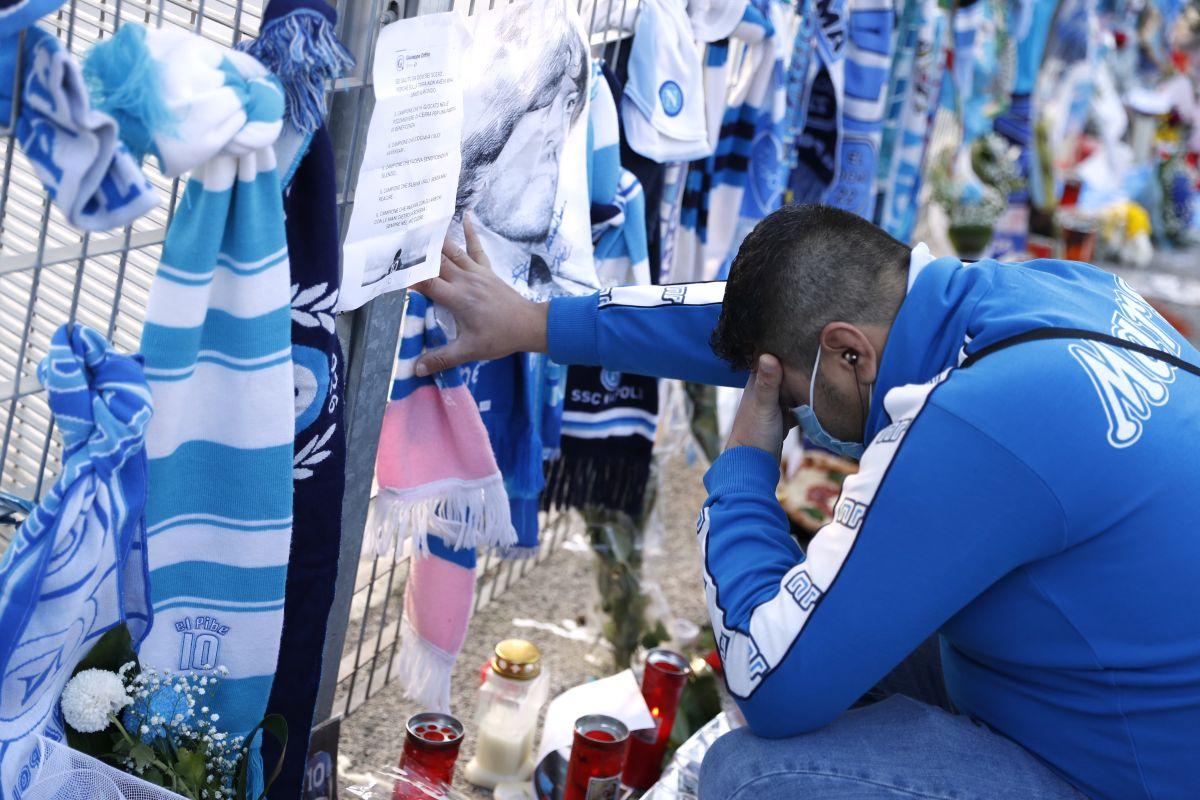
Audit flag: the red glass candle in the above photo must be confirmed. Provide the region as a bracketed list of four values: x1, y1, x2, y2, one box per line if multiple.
[621, 649, 692, 790]
[563, 715, 630, 800]
[393, 712, 464, 799]
[1062, 226, 1096, 263]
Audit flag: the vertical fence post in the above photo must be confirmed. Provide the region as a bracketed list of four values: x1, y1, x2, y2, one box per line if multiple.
[311, 0, 408, 723]
[313, 291, 406, 722]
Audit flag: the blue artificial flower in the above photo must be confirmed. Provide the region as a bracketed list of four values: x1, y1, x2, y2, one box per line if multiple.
[122, 682, 194, 743]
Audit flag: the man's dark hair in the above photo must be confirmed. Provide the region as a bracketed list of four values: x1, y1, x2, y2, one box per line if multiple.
[711, 204, 911, 372]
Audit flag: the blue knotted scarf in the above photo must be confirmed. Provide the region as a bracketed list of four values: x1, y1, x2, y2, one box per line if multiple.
[0, 324, 153, 800]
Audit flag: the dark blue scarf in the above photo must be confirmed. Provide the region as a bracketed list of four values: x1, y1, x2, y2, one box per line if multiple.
[242, 1, 353, 796]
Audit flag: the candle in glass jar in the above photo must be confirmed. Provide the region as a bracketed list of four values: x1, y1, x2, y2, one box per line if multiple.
[465, 639, 548, 788]
[621, 649, 691, 790]
[393, 712, 464, 800]
[563, 715, 629, 800]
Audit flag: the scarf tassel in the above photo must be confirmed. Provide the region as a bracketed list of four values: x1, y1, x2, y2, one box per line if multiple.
[392, 616, 456, 712]
[83, 24, 176, 162]
[542, 455, 653, 518]
[367, 476, 516, 557]
[239, 8, 355, 133]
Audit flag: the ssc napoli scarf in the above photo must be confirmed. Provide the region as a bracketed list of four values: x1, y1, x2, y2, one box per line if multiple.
[0, 27, 156, 231]
[370, 294, 514, 711]
[87, 25, 295, 784]
[240, 1, 354, 795]
[545, 59, 658, 517]
[0, 324, 153, 800]
[544, 366, 659, 518]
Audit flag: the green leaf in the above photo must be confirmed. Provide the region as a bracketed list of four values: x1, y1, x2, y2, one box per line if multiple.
[72, 623, 138, 676]
[176, 746, 207, 791]
[130, 743, 155, 772]
[142, 766, 166, 786]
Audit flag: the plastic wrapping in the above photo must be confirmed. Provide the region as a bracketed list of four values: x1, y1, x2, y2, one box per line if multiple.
[18, 736, 189, 800]
[642, 713, 740, 800]
[342, 766, 472, 800]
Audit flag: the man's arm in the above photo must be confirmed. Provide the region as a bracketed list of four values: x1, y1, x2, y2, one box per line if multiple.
[546, 283, 746, 385]
[414, 219, 745, 385]
[707, 367, 1067, 736]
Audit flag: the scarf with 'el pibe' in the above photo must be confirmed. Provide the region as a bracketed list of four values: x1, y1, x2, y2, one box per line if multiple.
[87, 23, 294, 792]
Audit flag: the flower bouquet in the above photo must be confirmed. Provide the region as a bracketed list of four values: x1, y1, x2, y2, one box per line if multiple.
[931, 135, 1023, 260]
[55, 624, 286, 800]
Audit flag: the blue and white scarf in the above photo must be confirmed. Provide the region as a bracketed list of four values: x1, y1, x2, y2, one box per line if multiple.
[0, 27, 156, 231]
[589, 60, 651, 287]
[0, 324, 153, 800]
[676, 0, 790, 282]
[0, 0, 61, 37]
[876, 0, 946, 243]
[467, 353, 564, 560]
[87, 24, 294, 772]
[782, 0, 818, 169]
[788, 0, 895, 218]
[991, 0, 1056, 259]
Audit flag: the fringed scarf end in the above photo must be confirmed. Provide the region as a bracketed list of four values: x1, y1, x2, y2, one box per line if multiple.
[83, 24, 176, 162]
[393, 617, 455, 713]
[240, 8, 355, 133]
[367, 476, 517, 557]
[542, 456, 653, 518]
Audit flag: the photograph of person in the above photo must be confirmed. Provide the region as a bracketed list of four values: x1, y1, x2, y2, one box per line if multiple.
[453, 0, 597, 301]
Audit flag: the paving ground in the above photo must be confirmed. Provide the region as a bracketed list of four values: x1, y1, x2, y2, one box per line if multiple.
[338, 437, 713, 796]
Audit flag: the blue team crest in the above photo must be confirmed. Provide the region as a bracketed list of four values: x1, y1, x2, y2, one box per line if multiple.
[293, 345, 331, 434]
[659, 81, 684, 117]
[815, 0, 848, 63]
[600, 369, 622, 391]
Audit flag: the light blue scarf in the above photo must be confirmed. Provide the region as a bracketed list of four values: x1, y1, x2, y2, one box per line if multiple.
[876, 0, 946, 242]
[87, 26, 294, 786]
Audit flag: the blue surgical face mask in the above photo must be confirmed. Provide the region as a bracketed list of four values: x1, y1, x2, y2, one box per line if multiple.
[791, 347, 867, 461]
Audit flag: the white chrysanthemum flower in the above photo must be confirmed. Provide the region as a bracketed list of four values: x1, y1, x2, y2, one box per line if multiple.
[61, 669, 131, 733]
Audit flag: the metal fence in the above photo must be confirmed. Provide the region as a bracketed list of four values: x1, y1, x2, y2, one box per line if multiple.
[0, 0, 652, 735]
[315, 0, 655, 723]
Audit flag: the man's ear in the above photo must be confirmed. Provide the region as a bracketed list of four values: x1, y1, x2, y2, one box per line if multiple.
[818, 322, 880, 384]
